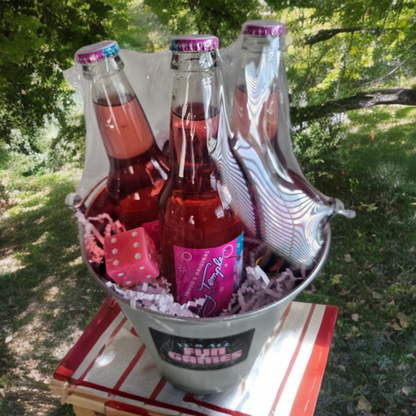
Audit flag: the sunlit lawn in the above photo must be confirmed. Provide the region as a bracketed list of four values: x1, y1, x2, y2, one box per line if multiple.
[0, 168, 106, 416]
[298, 105, 416, 416]
[0, 105, 415, 415]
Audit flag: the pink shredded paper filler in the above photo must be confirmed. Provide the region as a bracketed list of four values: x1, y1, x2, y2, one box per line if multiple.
[76, 212, 304, 317]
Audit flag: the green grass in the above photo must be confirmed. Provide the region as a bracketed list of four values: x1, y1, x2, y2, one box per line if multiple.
[0, 106, 415, 415]
[298, 106, 416, 416]
[0, 168, 106, 416]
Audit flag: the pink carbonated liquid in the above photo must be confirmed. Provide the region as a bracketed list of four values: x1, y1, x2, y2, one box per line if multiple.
[94, 95, 168, 230]
[159, 103, 243, 311]
[232, 85, 279, 145]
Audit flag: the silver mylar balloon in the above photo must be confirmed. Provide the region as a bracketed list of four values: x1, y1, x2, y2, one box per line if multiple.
[209, 98, 355, 269]
[210, 25, 355, 269]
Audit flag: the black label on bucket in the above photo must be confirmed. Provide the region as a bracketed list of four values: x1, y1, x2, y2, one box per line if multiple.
[149, 327, 255, 371]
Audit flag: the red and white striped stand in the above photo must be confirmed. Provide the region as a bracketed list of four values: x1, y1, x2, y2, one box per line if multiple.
[50, 296, 338, 416]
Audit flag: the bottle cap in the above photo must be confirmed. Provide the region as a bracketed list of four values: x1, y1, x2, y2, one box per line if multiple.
[75, 40, 120, 64]
[242, 21, 286, 37]
[169, 35, 219, 52]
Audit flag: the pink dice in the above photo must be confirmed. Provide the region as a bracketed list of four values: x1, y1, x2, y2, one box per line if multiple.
[104, 227, 159, 287]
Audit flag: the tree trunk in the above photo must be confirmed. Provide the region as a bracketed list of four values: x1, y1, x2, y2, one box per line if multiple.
[290, 88, 416, 124]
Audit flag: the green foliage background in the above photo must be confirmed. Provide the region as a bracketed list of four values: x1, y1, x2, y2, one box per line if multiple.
[1, 0, 132, 172]
[1, 0, 415, 173]
[2, 0, 416, 175]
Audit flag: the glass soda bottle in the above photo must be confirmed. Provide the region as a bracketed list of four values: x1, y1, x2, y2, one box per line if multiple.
[75, 41, 169, 243]
[230, 21, 354, 269]
[159, 35, 243, 317]
[232, 21, 304, 179]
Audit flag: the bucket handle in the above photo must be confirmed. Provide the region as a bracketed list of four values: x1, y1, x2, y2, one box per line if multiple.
[65, 175, 108, 213]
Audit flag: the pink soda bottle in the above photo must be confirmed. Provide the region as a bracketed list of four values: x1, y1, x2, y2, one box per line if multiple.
[75, 41, 169, 241]
[232, 21, 287, 150]
[231, 21, 300, 247]
[158, 35, 243, 317]
[233, 21, 304, 176]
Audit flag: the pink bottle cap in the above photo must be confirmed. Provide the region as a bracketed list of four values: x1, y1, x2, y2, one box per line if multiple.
[169, 35, 219, 52]
[75, 40, 120, 64]
[242, 21, 286, 37]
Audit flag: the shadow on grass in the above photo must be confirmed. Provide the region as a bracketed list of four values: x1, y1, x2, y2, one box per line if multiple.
[347, 118, 416, 186]
[310, 105, 416, 293]
[0, 172, 106, 415]
[0, 173, 106, 331]
[0, 392, 27, 416]
[297, 106, 416, 416]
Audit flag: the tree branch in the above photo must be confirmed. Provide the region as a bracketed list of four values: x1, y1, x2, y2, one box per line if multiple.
[359, 61, 406, 88]
[305, 27, 382, 45]
[291, 88, 416, 124]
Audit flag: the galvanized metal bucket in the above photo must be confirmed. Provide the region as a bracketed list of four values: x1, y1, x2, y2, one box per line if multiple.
[66, 178, 331, 394]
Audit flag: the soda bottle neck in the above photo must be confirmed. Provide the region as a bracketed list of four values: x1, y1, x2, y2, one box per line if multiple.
[241, 34, 284, 54]
[81, 54, 124, 80]
[170, 51, 218, 113]
[170, 50, 217, 72]
[237, 36, 282, 92]
[82, 55, 135, 104]
[83, 53, 167, 168]
[168, 52, 220, 185]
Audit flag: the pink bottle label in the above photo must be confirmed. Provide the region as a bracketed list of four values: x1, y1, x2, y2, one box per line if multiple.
[174, 234, 243, 317]
[142, 219, 160, 250]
